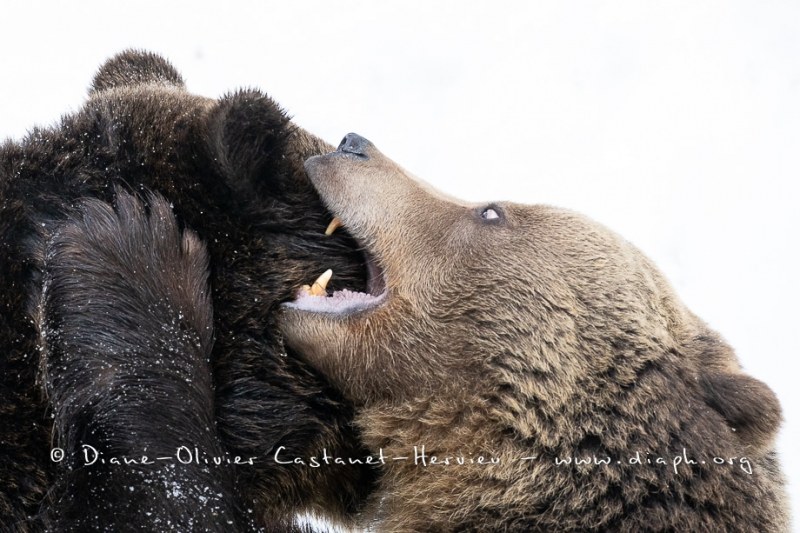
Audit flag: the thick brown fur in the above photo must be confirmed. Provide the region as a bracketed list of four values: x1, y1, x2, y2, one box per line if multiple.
[280, 134, 789, 531]
[0, 52, 376, 530]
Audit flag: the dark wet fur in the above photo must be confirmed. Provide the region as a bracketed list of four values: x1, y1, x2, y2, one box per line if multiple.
[0, 50, 376, 531]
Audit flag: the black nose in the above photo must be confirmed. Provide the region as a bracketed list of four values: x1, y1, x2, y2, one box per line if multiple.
[337, 133, 370, 157]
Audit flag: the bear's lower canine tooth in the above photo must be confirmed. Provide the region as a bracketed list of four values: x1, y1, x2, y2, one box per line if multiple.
[309, 269, 333, 296]
[325, 217, 343, 236]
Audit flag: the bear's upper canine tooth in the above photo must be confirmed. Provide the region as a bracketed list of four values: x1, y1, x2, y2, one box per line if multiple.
[309, 269, 333, 296]
[325, 217, 343, 236]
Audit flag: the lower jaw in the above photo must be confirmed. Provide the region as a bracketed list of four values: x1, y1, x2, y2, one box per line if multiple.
[285, 242, 388, 315]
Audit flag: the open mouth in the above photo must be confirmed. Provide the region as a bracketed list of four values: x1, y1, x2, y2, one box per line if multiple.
[283, 217, 388, 315]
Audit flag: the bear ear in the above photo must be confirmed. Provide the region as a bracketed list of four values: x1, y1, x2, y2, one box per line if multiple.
[205, 89, 293, 193]
[90, 49, 185, 94]
[700, 370, 782, 452]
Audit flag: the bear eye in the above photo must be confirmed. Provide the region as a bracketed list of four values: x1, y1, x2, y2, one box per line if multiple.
[481, 207, 501, 221]
[482, 208, 499, 220]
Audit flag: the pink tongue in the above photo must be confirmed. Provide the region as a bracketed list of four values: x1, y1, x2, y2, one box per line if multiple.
[325, 289, 374, 302]
[290, 289, 378, 313]
[329, 289, 372, 300]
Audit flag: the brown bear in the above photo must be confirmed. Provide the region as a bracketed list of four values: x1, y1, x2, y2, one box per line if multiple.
[0, 51, 376, 531]
[279, 133, 789, 531]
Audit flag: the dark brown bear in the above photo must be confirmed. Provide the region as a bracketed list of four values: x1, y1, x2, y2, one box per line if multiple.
[280, 134, 789, 532]
[0, 52, 375, 531]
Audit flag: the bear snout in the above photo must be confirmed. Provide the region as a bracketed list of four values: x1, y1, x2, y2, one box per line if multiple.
[337, 132, 371, 158]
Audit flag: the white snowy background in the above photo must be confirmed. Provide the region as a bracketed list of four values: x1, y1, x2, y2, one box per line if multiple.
[2, 0, 797, 528]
